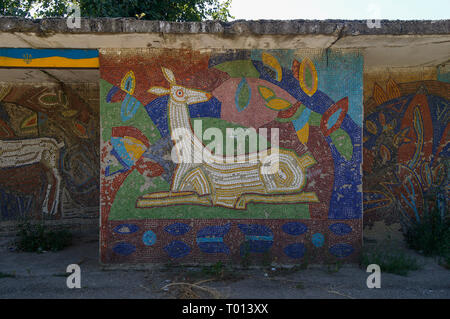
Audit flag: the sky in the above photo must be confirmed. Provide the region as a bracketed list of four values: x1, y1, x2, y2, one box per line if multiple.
[229, 0, 450, 20]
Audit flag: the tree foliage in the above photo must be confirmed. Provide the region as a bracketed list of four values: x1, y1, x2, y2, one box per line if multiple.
[0, 0, 234, 21]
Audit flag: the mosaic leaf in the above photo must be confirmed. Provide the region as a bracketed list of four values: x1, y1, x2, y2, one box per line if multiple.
[113, 224, 139, 234]
[277, 101, 303, 121]
[120, 71, 136, 95]
[373, 83, 387, 105]
[409, 107, 424, 169]
[320, 97, 349, 136]
[20, 113, 37, 130]
[363, 191, 392, 213]
[235, 78, 251, 112]
[299, 58, 318, 96]
[265, 98, 291, 111]
[329, 223, 352, 236]
[257, 85, 275, 101]
[165, 223, 191, 236]
[365, 120, 378, 135]
[282, 222, 308, 236]
[106, 86, 119, 103]
[330, 128, 353, 161]
[296, 122, 310, 144]
[0, 119, 14, 138]
[214, 60, 260, 78]
[121, 95, 141, 122]
[386, 78, 401, 100]
[379, 144, 391, 164]
[73, 120, 88, 138]
[262, 52, 282, 82]
[432, 163, 445, 186]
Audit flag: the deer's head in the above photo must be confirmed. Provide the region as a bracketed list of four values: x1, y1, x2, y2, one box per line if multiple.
[148, 67, 212, 105]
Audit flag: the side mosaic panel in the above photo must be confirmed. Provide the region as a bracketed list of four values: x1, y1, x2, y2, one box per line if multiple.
[0, 83, 99, 220]
[363, 77, 449, 228]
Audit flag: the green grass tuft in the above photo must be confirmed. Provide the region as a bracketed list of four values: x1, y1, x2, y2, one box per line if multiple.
[360, 246, 420, 276]
[16, 222, 72, 253]
[0, 272, 16, 279]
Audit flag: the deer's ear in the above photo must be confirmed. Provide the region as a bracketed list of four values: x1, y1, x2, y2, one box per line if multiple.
[148, 86, 170, 95]
[161, 67, 176, 85]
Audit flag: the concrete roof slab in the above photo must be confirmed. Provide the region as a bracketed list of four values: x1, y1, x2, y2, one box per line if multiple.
[0, 18, 448, 82]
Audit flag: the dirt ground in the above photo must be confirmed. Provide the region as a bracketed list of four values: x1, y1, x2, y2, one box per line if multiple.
[0, 232, 449, 299]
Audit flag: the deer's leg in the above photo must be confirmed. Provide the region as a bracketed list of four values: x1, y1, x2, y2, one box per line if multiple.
[235, 192, 319, 210]
[47, 168, 61, 215]
[41, 167, 52, 215]
[41, 149, 61, 215]
[136, 191, 211, 208]
[178, 167, 212, 195]
[172, 163, 197, 191]
[136, 166, 212, 208]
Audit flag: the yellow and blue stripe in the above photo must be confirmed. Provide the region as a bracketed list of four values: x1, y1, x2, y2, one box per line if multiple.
[0, 48, 99, 68]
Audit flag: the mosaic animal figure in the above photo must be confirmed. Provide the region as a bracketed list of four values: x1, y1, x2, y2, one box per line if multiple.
[0, 137, 64, 215]
[137, 67, 318, 209]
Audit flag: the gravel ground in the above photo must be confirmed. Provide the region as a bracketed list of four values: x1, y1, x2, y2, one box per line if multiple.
[0, 233, 449, 299]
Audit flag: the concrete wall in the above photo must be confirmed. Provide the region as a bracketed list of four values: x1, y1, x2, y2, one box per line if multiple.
[0, 82, 99, 233]
[0, 18, 447, 263]
[362, 66, 449, 242]
[99, 48, 363, 264]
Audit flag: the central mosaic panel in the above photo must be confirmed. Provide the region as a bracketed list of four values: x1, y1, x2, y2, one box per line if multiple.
[99, 48, 363, 263]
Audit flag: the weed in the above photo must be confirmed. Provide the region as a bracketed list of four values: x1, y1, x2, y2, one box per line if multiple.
[360, 246, 420, 276]
[52, 273, 70, 277]
[441, 255, 450, 269]
[267, 265, 302, 277]
[262, 251, 273, 267]
[299, 257, 309, 270]
[160, 259, 181, 273]
[295, 282, 305, 289]
[405, 191, 449, 259]
[327, 261, 343, 274]
[240, 242, 251, 269]
[15, 221, 72, 253]
[0, 272, 16, 279]
[201, 262, 244, 282]
[201, 261, 225, 277]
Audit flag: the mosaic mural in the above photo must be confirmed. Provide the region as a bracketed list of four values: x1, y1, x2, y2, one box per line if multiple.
[0, 83, 99, 220]
[363, 79, 449, 228]
[100, 48, 363, 263]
